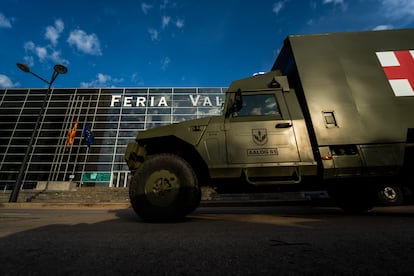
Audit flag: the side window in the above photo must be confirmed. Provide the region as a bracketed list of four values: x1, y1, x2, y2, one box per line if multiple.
[237, 94, 280, 117]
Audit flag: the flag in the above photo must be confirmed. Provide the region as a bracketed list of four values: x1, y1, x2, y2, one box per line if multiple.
[66, 119, 78, 150]
[82, 123, 95, 147]
[376, 50, 414, 96]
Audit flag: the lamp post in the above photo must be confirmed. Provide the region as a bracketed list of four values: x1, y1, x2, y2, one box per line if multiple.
[9, 63, 68, 202]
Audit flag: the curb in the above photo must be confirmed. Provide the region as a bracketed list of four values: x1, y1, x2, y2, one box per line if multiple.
[0, 191, 330, 209]
[0, 202, 132, 209]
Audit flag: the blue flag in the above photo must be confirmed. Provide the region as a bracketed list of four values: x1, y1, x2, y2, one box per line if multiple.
[82, 123, 95, 147]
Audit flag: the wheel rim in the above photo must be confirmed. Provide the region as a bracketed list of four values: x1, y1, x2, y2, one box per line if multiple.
[145, 169, 180, 207]
[382, 187, 397, 201]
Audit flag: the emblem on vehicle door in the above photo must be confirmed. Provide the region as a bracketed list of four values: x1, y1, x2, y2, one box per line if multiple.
[252, 128, 268, 145]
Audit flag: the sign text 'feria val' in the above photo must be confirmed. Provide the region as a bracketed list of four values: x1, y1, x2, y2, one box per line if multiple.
[110, 95, 224, 107]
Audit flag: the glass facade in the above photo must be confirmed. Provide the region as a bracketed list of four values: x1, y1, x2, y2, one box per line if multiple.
[0, 87, 225, 190]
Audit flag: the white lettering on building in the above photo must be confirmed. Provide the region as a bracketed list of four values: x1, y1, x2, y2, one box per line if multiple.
[203, 97, 212, 106]
[189, 95, 200, 106]
[110, 95, 122, 107]
[124, 96, 133, 107]
[188, 95, 222, 107]
[110, 95, 223, 107]
[136, 97, 146, 106]
[110, 95, 169, 107]
[158, 97, 167, 107]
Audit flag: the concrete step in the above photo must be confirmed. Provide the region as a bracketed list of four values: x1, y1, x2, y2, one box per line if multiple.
[0, 188, 130, 204]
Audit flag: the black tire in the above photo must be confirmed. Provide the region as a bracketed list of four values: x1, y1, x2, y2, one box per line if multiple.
[129, 153, 201, 221]
[377, 184, 404, 206]
[328, 183, 375, 214]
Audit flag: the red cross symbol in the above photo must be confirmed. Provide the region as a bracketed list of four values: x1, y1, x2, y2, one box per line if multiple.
[382, 50, 414, 91]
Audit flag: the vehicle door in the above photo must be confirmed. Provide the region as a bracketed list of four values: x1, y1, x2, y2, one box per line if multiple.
[225, 90, 300, 165]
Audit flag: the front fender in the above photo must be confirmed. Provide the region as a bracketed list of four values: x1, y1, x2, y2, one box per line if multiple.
[125, 142, 147, 171]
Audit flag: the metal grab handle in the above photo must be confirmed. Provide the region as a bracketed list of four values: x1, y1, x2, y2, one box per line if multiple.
[275, 122, 292, 128]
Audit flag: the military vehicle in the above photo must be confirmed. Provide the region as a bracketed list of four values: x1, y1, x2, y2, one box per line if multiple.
[125, 29, 414, 220]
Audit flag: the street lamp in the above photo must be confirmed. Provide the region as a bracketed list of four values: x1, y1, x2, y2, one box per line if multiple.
[9, 63, 68, 202]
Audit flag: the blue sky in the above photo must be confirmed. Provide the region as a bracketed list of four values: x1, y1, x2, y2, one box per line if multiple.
[0, 0, 413, 89]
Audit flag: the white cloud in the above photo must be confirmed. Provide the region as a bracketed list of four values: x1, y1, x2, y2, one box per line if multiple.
[161, 57, 171, 70]
[323, 0, 344, 4]
[35, 46, 48, 61]
[175, 19, 184, 28]
[323, 0, 347, 10]
[21, 20, 69, 71]
[146, 1, 185, 42]
[67, 29, 102, 56]
[162, 16, 171, 29]
[23, 40, 68, 64]
[24, 41, 35, 51]
[0, 74, 18, 88]
[0, 13, 12, 28]
[23, 55, 34, 67]
[141, 3, 153, 14]
[45, 19, 64, 46]
[49, 49, 66, 64]
[130, 73, 144, 85]
[272, 1, 285, 14]
[373, 24, 393, 30]
[148, 28, 159, 41]
[80, 73, 124, 88]
[380, 0, 414, 20]
[160, 0, 170, 9]
[97, 73, 111, 83]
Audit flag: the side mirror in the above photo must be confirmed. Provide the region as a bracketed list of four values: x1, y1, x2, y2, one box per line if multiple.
[225, 89, 243, 117]
[234, 89, 243, 112]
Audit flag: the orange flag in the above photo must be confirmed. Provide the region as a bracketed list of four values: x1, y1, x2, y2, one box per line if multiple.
[66, 119, 78, 150]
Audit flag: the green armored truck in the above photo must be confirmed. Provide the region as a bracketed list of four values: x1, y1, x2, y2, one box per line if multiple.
[125, 29, 414, 220]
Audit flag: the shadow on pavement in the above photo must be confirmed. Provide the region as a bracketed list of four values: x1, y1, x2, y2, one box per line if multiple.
[0, 205, 414, 275]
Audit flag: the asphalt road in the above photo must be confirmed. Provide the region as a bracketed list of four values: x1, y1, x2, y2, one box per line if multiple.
[1, 205, 414, 275]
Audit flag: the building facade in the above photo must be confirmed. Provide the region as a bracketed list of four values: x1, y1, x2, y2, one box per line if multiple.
[0, 87, 225, 190]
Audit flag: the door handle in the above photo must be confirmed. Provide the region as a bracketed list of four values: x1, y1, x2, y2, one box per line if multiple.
[276, 123, 292, 128]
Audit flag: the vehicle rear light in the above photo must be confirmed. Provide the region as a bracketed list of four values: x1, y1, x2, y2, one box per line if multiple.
[322, 155, 332, 160]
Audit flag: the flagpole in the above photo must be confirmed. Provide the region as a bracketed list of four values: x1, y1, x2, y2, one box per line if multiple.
[63, 98, 82, 178]
[72, 96, 90, 182]
[52, 93, 76, 182]
[79, 95, 93, 187]
[9, 63, 67, 202]
[80, 146, 90, 188]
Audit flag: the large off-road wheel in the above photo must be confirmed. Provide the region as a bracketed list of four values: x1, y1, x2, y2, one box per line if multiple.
[129, 154, 201, 221]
